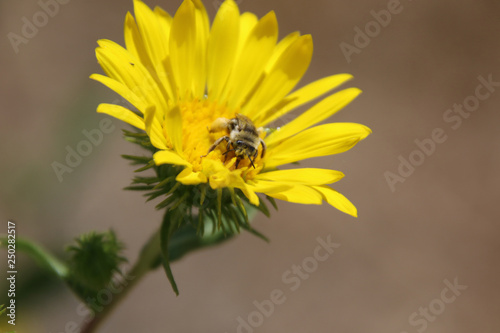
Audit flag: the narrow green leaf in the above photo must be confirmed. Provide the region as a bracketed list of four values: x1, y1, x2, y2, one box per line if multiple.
[240, 224, 270, 243]
[121, 154, 152, 165]
[145, 188, 170, 202]
[226, 205, 241, 234]
[153, 176, 175, 190]
[166, 182, 181, 196]
[208, 209, 218, 234]
[171, 193, 189, 212]
[134, 161, 155, 172]
[160, 209, 179, 296]
[132, 177, 159, 185]
[266, 195, 278, 211]
[122, 130, 148, 138]
[197, 209, 205, 236]
[216, 189, 223, 229]
[155, 195, 177, 210]
[200, 184, 207, 206]
[256, 198, 271, 217]
[234, 195, 249, 226]
[124, 185, 155, 191]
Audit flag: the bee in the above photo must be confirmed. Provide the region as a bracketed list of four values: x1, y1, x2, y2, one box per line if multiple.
[203, 114, 266, 169]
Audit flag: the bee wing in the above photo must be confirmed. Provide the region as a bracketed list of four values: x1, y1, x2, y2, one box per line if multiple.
[235, 113, 253, 125]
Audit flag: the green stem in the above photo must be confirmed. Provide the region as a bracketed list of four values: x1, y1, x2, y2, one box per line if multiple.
[80, 230, 162, 333]
[0, 236, 69, 278]
[80, 214, 242, 332]
[0, 205, 261, 333]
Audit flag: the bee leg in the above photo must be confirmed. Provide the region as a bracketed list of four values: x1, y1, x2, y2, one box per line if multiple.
[247, 149, 258, 169]
[235, 158, 241, 169]
[202, 136, 229, 157]
[223, 142, 233, 162]
[259, 138, 267, 158]
[247, 155, 256, 169]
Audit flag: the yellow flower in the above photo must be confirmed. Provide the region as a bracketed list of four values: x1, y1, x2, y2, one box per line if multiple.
[91, 0, 371, 217]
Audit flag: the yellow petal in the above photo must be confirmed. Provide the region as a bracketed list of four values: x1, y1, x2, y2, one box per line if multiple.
[266, 184, 323, 205]
[192, 0, 210, 40]
[265, 123, 371, 168]
[237, 184, 260, 206]
[176, 167, 207, 185]
[152, 6, 179, 97]
[96, 104, 145, 130]
[154, 6, 173, 31]
[153, 150, 191, 166]
[90, 74, 147, 113]
[133, 0, 167, 69]
[164, 105, 183, 154]
[266, 87, 362, 146]
[169, 0, 197, 98]
[256, 168, 344, 185]
[237, 12, 258, 55]
[201, 159, 260, 205]
[169, 0, 206, 98]
[247, 179, 292, 195]
[224, 11, 278, 109]
[124, 10, 175, 104]
[192, 0, 209, 97]
[243, 179, 293, 206]
[256, 74, 354, 126]
[207, 170, 232, 189]
[95, 39, 168, 121]
[124, 12, 155, 71]
[207, 0, 240, 100]
[313, 186, 358, 217]
[203, 159, 244, 190]
[265, 31, 300, 72]
[243, 35, 313, 119]
[153, 7, 177, 102]
[144, 105, 168, 149]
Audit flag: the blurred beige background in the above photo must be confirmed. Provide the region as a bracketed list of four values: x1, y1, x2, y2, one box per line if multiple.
[1, 0, 499, 332]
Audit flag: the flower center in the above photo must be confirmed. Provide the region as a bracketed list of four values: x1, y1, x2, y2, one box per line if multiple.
[174, 99, 265, 179]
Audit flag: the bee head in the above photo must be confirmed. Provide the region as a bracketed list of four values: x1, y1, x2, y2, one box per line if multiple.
[233, 140, 256, 158]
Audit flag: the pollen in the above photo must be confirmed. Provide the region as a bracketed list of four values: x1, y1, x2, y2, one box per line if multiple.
[177, 98, 265, 177]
